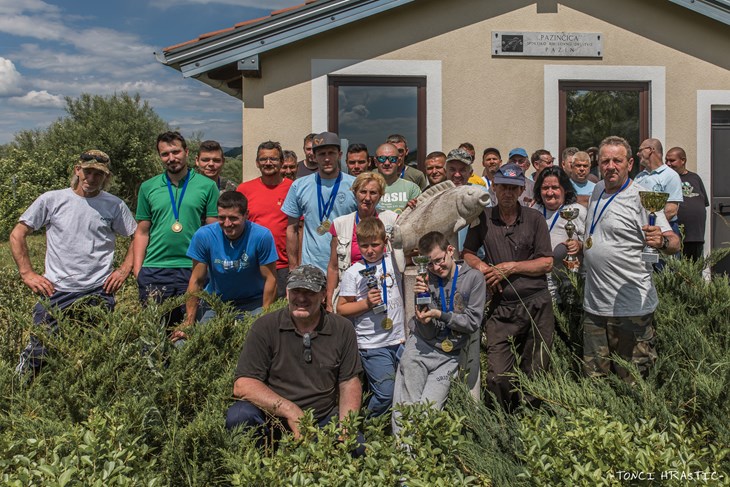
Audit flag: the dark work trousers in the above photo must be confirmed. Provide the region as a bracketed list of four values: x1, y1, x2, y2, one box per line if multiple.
[225, 399, 365, 456]
[485, 290, 554, 412]
[17, 287, 115, 375]
[137, 267, 192, 328]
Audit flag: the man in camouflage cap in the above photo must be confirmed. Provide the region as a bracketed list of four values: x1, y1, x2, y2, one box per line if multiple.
[226, 265, 363, 452]
[10, 149, 137, 379]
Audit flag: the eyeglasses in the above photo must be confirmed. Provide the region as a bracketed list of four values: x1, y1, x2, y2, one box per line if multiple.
[80, 152, 109, 164]
[376, 155, 399, 164]
[303, 332, 312, 364]
[258, 156, 281, 163]
[637, 146, 652, 154]
[427, 252, 449, 269]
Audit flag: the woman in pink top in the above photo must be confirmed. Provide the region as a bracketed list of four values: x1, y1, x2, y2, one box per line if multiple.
[326, 172, 398, 311]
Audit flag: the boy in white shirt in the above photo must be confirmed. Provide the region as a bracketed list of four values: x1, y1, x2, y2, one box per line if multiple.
[337, 217, 405, 416]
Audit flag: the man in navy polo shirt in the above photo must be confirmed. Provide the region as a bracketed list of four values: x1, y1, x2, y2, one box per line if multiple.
[173, 191, 277, 344]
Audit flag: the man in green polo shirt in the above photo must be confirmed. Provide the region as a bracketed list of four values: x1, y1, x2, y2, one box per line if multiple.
[133, 131, 219, 328]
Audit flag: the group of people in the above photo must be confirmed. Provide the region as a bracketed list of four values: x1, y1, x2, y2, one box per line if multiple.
[10, 127, 709, 447]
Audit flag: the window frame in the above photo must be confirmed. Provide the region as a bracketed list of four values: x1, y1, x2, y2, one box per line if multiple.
[327, 75, 427, 171]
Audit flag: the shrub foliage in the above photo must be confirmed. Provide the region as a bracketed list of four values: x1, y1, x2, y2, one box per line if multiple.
[1, 238, 729, 486]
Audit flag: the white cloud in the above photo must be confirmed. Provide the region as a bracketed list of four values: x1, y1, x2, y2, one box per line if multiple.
[0, 0, 60, 16]
[9, 90, 65, 108]
[0, 57, 24, 96]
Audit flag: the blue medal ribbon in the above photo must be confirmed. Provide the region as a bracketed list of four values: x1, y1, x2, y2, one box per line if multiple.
[542, 204, 564, 233]
[316, 172, 342, 223]
[589, 178, 631, 237]
[166, 170, 191, 223]
[400, 167, 405, 179]
[437, 264, 459, 339]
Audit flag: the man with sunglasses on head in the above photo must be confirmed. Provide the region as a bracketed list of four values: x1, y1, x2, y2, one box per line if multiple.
[374, 143, 421, 214]
[11, 150, 137, 379]
[226, 265, 363, 454]
[133, 131, 219, 329]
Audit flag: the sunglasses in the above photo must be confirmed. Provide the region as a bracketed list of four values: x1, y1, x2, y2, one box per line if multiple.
[80, 152, 110, 164]
[376, 155, 399, 164]
[303, 332, 312, 364]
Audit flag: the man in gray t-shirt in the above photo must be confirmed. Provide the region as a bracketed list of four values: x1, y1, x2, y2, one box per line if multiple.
[10, 150, 137, 378]
[582, 137, 680, 383]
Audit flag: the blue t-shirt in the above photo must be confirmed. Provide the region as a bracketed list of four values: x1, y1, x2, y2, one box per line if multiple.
[187, 221, 278, 303]
[634, 164, 683, 207]
[571, 179, 596, 196]
[281, 172, 357, 271]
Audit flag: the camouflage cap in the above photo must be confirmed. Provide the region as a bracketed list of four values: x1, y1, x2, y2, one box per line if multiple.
[287, 265, 327, 292]
[493, 163, 525, 186]
[312, 131, 341, 152]
[445, 148, 473, 166]
[78, 149, 111, 174]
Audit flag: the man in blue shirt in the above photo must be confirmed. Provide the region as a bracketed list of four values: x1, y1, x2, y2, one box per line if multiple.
[173, 191, 277, 344]
[282, 131, 357, 272]
[635, 138, 683, 233]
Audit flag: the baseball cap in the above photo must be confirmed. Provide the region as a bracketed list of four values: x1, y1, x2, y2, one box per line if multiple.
[287, 265, 327, 292]
[78, 149, 111, 174]
[482, 147, 501, 159]
[508, 148, 528, 159]
[312, 132, 341, 151]
[445, 148, 473, 166]
[493, 163, 525, 186]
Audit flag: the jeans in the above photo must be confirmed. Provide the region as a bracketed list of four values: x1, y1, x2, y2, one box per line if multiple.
[359, 344, 403, 417]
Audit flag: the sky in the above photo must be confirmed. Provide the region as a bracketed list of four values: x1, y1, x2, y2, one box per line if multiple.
[0, 0, 296, 148]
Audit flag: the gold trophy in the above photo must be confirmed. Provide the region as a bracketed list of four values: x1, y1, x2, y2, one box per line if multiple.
[560, 207, 581, 272]
[639, 191, 669, 264]
[412, 255, 432, 307]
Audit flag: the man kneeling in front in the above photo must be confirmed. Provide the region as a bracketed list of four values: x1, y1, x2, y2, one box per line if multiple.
[226, 265, 364, 451]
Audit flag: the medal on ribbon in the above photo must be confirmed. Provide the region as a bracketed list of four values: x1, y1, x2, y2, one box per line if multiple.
[586, 178, 631, 249]
[166, 170, 191, 234]
[316, 173, 342, 237]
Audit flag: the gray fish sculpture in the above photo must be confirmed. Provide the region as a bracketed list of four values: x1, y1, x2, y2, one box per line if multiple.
[391, 181, 491, 271]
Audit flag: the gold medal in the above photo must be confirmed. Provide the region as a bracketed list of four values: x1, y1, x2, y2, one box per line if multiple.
[381, 317, 393, 330]
[171, 221, 183, 233]
[320, 219, 331, 232]
[585, 236, 593, 249]
[441, 339, 453, 353]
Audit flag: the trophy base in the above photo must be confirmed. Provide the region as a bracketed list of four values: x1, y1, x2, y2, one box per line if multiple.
[372, 304, 387, 314]
[416, 295, 432, 305]
[641, 251, 659, 264]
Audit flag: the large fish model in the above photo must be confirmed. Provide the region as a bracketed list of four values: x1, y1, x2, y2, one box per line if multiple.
[391, 181, 491, 272]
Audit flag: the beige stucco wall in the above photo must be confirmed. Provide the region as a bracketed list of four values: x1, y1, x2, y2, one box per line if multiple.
[240, 0, 730, 182]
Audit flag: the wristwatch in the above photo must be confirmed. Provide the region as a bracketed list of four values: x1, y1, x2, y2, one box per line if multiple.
[659, 235, 669, 251]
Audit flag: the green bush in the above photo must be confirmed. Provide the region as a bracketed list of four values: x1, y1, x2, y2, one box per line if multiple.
[0, 237, 729, 486]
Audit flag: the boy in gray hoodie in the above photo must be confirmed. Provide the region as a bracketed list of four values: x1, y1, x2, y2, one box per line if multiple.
[392, 231, 485, 435]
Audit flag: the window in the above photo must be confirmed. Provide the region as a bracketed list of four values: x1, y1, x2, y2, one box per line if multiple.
[560, 81, 649, 176]
[328, 76, 426, 169]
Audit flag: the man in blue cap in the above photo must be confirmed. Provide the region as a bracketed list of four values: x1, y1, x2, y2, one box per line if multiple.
[507, 148, 535, 206]
[463, 162, 554, 412]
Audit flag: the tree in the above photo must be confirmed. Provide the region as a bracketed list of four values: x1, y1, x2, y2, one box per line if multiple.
[0, 92, 169, 239]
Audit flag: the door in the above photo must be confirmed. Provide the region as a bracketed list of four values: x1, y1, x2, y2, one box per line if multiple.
[711, 110, 730, 275]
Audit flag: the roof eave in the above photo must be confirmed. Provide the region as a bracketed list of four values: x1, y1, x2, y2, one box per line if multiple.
[156, 0, 415, 79]
[667, 0, 730, 26]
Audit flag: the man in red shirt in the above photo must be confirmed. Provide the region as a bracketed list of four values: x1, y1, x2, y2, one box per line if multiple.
[237, 141, 293, 298]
